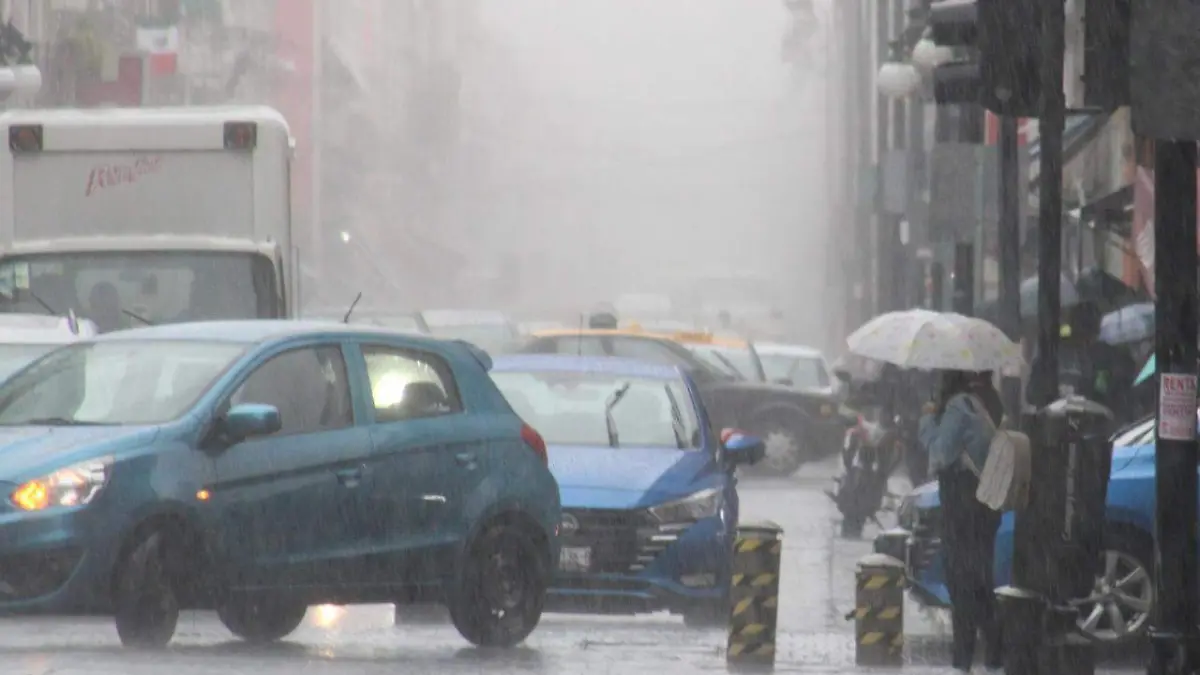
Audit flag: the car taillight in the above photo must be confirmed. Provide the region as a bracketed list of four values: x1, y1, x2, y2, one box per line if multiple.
[520, 423, 548, 465]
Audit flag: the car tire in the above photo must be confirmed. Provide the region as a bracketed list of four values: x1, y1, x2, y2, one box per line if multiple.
[448, 524, 547, 647]
[1075, 529, 1155, 643]
[113, 531, 179, 649]
[743, 417, 807, 477]
[218, 596, 308, 644]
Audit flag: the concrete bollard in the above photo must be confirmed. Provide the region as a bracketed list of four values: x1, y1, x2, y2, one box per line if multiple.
[726, 520, 784, 669]
[853, 553, 906, 667]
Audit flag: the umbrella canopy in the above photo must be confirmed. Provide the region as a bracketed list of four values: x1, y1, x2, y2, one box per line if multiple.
[847, 309, 1023, 372]
[1135, 355, 1154, 386]
[1019, 274, 1079, 319]
[1100, 302, 1154, 346]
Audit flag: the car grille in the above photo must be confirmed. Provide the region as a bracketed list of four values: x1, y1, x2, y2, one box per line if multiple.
[909, 505, 942, 573]
[563, 508, 691, 574]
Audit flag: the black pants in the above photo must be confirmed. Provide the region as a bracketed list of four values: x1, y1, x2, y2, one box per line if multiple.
[939, 466, 1003, 670]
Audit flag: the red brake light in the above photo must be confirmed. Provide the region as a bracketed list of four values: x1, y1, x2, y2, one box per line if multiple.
[9, 124, 42, 153]
[520, 423, 548, 465]
[224, 121, 257, 150]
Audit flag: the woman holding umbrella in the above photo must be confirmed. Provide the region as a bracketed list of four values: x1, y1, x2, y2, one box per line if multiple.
[919, 370, 1004, 672]
[846, 309, 1021, 673]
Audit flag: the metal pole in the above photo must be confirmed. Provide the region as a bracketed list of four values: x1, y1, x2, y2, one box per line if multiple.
[1148, 140, 1199, 675]
[874, 0, 890, 317]
[1032, 0, 1065, 409]
[998, 114, 1022, 416]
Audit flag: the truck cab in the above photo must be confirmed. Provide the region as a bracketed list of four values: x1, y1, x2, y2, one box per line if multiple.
[0, 106, 295, 331]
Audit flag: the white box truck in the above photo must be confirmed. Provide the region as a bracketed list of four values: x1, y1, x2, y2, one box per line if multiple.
[0, 106, 297, 332]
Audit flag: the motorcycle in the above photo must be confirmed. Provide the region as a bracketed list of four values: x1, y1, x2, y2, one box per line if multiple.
[828, 409, 910, 538]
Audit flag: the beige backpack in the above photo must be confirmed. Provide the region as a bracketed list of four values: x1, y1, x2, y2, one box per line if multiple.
[964, 395, 1032, 511]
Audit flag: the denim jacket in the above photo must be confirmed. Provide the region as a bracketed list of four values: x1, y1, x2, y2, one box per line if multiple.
[918, 393, 993, 475]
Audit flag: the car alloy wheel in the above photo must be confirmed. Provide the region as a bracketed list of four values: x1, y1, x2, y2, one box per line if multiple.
[448, 525, 546, 647]
[1077, 549, 1153, 641]
[747, 425, 804, 476]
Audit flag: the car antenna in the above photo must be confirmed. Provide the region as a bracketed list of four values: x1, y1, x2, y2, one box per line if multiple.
[343, 292, 363, 324]
[577, 313, 584, 356]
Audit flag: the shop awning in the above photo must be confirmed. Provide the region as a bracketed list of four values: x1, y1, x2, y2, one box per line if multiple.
[1028, 113, 1113, 188]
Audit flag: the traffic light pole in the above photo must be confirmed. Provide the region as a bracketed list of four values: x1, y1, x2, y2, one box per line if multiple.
[997, 113, 1023, 419]
[1148, 140, 1199, 675]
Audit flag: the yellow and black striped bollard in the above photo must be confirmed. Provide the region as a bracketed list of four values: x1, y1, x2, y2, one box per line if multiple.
[853, 553, 905, 667]
[726, 521, 783, 669]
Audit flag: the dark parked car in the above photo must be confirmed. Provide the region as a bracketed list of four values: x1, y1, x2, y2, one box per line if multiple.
[520, 329, 845, 475]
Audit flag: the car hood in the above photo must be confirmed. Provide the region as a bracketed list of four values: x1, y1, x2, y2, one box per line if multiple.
[0, 425, 158, 479]
[548, 444, 713, 509]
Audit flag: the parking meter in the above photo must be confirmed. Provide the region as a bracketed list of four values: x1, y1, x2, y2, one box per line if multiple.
[1038, 396, 1115, 605]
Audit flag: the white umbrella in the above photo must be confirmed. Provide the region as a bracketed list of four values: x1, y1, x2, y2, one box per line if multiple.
[847, 309, 1023, 372]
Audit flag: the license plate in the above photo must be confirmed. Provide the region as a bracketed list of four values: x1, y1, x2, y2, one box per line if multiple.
[559, 546, 591, 572]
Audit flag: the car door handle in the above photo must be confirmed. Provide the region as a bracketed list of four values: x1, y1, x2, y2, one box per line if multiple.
[334, 466, 365, 487]
[454, 452, 477, 468]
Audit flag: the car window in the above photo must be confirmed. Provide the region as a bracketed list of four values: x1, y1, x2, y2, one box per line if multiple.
[552, 336, 609, 357]
[232, 346, 353, 435]
[362, 345, 462, 422]
[492, 370, 701, 449]
[610, 338, 691, 367]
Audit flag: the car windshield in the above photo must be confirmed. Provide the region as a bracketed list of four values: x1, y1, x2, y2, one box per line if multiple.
[684, 344, 759, 381]
[760, 353, 830, 388]
[0, 340, 248, 425]
[491, 370, 701, 449]
[429, 324, 516, 349]
[0, 252, 280, 332]
[0, 343, 60, 380]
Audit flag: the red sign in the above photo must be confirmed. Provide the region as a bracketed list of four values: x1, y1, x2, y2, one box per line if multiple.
[85, 156, 163, 197]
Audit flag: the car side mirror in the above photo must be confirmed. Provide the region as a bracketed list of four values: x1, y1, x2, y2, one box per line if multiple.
[721, 428, 765, 465]
[221, 403, 282, 441]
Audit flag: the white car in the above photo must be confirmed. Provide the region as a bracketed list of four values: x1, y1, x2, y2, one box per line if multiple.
[754, 342, 837, 397]
[0, 313, 98, 379]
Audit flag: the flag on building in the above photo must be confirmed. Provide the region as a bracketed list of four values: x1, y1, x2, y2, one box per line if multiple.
[136, 25, 180, 76]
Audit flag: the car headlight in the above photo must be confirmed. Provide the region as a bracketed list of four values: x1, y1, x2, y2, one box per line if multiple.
[648, 487, 723, 523]
[10, 457, 113, 512]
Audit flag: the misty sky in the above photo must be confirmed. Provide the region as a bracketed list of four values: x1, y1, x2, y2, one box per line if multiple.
[457, 0, 827, 343]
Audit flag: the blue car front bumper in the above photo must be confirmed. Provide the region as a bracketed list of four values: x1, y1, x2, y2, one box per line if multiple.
[547, 510, 731, 615]
[0, 495, 122, 615]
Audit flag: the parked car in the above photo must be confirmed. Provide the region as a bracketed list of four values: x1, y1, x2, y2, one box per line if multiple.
[419, 309, 521, 354]
[754, 343, 838, 398]
[0, 313, 98, 379]
[897, 414, 1163, 643]
[520, 329, 844, 475]
[489, 354, 764, 626]
[0, 320, 560, 648]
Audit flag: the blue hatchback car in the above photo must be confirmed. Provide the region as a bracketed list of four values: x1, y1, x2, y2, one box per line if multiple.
[0, 321, 561, 649]
[898, 415, 1163, 643]
[489, 355, 764, 626]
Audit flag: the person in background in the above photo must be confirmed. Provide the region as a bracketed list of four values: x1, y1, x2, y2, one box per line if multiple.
[87, 282, 124, 334]
[1026, 301, 1136, 421]
[919, 369, 1003, 673]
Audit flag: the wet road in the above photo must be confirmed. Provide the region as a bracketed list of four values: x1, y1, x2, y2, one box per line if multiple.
[0, 458, 1139, 674]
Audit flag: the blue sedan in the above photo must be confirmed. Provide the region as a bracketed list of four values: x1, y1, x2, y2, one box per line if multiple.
[899, 415, 1161, 643]
[490, 355, 764, 626]
[0, 321, 561, 649]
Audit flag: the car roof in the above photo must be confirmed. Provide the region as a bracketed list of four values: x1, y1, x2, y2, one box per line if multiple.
[532, 328, 674, 339]
[90, 319, 437, 345]
[755, 342, 825, 358]
[421, 309, 509, 326]
[491, 354, 685, 380]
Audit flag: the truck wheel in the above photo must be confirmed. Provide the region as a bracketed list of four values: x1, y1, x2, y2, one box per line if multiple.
[218, 596, 308, 643]
[113, 532, 179, 649]
[448, 524, 546, 647]
[744, 417, 807, 476]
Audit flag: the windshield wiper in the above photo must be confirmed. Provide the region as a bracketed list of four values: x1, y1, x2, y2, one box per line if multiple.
[604, 382, 632, 448]
[663, 385, 687, 449]
[122, 308, 154, 326]
[712, 352, 745, 380]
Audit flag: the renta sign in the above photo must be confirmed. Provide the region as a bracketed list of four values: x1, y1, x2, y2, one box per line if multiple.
[84, 156, 163, 197]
